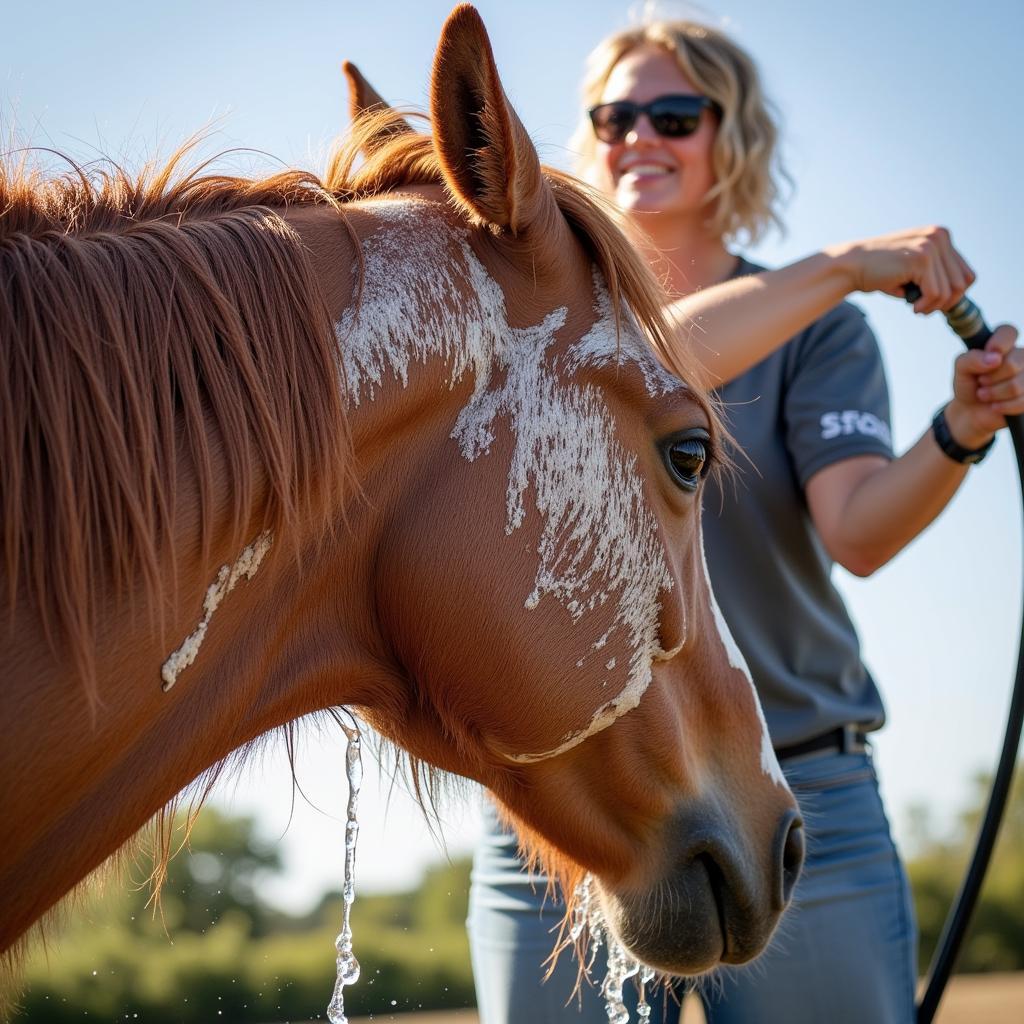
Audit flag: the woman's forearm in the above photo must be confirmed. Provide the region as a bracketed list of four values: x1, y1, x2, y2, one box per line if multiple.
[664, 252, 855, 386]
[810, 433, 970, 577]
[661, 226, 973, 388]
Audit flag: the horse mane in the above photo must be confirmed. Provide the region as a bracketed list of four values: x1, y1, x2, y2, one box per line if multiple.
[0, 145, 360, 702]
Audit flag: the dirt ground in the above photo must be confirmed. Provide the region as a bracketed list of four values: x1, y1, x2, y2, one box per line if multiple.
[676, 973, 1024, 1024]
[920, 973, 1024, 1024]
[348, 971, 1024, 1023]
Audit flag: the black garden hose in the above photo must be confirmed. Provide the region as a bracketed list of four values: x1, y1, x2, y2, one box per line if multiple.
[903, 287, 1024, 1023]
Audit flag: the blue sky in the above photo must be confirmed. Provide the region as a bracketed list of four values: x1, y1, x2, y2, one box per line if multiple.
[5, 0, 1023, 908]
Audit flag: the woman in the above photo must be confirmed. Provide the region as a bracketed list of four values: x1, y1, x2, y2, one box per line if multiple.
[467, 17, 1023, 1024]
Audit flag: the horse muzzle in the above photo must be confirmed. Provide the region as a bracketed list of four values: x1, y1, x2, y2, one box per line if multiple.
[598, 806, 804, 974]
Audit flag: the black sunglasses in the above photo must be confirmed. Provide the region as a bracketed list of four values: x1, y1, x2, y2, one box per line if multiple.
[588, 94, 718, 144]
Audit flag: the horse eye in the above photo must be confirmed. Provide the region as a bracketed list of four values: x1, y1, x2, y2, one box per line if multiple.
[663, 433, 709, 491]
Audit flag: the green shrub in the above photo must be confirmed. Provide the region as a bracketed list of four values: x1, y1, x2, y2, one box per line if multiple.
[11, 810, 475, 1022]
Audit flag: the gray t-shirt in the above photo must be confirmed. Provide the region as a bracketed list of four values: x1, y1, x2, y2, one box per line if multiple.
[702, 257, 894, 747]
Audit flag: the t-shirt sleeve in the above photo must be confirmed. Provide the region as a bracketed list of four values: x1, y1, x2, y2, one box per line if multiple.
[785, 301, 894, 488]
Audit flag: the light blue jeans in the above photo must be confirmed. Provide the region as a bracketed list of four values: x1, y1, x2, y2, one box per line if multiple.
[467, 751, 917, 1024]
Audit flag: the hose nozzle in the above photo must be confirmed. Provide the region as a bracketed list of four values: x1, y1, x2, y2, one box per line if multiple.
[903, 283, 993, 349]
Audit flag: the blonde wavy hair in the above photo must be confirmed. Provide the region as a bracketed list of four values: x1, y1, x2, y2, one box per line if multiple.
[569, 20, 789, 245]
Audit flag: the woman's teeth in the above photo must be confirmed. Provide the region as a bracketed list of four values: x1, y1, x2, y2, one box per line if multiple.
[621, 164, 673, 178]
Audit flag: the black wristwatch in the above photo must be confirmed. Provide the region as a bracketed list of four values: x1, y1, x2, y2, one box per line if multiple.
[931, 406, 995, 465]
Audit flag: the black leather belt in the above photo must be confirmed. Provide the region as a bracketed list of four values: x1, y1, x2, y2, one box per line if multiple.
[774, 724, 869, 762]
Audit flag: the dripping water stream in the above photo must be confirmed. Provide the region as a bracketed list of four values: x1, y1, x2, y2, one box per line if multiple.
[323, 729, 652, 1023]
[327, 711, 363, 1024]
[572, 875, 655, 1024]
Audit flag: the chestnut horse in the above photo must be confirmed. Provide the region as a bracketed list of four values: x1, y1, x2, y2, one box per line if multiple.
[0, 3, 801, 999]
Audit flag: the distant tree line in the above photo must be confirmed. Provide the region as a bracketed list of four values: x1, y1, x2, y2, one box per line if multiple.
[11, 767, 1024, 1022]
[908, 768, 1024, 973]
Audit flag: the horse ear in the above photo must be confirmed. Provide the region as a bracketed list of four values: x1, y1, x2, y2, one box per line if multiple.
[430, 4, 550, 234]
[341, 60, 414, 152]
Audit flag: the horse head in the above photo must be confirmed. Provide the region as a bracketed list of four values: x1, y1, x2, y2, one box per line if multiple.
[333, 5, 803, 973]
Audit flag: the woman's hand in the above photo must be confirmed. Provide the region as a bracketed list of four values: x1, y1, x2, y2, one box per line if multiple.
[945, 324, 1024, 448]
[825, 226, 976, 315]
[661, 226, 995, 390]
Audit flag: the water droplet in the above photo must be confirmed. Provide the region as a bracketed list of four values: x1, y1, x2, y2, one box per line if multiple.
[601, 938, 640, 1023]
[636, 964, 656, 1021]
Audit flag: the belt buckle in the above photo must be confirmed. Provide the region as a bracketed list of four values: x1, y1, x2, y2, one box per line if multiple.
[839, 724, 867, 755]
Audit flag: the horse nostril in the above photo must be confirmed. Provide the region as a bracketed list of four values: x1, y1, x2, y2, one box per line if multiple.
[779, 814, 804, 907]
[695, 851, 729, 954]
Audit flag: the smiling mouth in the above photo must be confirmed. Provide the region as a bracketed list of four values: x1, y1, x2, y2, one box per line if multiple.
[620, 165, 674, 180]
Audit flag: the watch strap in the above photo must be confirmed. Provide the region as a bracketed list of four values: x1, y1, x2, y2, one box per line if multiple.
[931, 406, 995, 465]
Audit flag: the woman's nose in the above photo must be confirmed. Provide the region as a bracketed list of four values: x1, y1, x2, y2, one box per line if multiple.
[625, 113, 659, 146]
